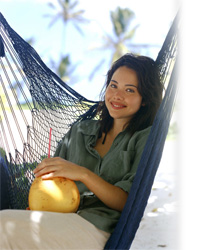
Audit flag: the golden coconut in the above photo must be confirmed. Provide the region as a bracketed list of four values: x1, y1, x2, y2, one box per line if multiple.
[28, 177, 80, 213]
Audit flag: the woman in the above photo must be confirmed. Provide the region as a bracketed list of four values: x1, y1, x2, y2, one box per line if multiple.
[0, 53, 163, 249]
[33, 53, 163, 231]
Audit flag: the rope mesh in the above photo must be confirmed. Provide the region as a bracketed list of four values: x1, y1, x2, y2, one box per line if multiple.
[0, 12, 97, 209]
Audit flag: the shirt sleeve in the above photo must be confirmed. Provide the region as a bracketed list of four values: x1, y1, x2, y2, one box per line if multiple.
[114, 127, 151, 193]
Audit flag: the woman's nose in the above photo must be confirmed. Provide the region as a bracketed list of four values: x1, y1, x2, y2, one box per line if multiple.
[113, 89, 124, 100]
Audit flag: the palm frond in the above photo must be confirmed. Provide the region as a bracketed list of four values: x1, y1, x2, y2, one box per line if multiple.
[110, 7, 135, 37]
[122, 24, 140, 41]
[47, 15, 61, 28]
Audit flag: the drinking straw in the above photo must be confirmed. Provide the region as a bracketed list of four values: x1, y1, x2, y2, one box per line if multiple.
[48, 128, 52, 158]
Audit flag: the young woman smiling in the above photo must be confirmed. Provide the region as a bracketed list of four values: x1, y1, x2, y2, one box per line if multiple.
[1, 53, 163, 249]
[33, 53, 163, 232]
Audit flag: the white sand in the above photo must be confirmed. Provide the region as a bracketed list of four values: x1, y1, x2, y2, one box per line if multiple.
[131, 139, 178, 250]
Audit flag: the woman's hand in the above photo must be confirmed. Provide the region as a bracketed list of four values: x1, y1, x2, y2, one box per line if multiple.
[33, 157, 128, 212]
[33, 157, 86, 181]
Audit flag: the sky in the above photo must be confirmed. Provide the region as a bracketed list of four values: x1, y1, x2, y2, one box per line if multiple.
[0, 0, 178, 100]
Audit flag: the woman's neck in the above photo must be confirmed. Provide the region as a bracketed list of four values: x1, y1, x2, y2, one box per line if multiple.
[110, 119, 128, 135]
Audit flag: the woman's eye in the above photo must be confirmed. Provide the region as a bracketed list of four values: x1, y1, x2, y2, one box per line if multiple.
[126, 88, 135, 93]
[110, 83, 117, 88]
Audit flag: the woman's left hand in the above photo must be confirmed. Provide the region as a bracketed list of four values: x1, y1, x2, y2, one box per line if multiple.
[33, 157, 85, 181]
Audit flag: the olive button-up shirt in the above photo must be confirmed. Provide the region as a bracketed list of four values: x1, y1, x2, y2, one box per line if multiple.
[54, 120, 151, 233]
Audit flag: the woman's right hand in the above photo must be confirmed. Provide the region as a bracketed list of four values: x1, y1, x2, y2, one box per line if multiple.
[33, 157, 86, 182]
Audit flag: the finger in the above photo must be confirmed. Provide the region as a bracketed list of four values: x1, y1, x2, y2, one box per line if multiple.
[41, 172, 56, 180]
[33, 158, 56, 174]
[33, 162, 45, 174]
[34, 166, 56, 178]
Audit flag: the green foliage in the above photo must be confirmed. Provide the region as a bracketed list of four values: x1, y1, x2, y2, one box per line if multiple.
[89, 6, 139, 79]
[41, 155, 48, 161]
[0, 147, 6, 159]
[45, 0, 89, 80]
[57, 55, 70, 79]
[110, 7, 135, 37]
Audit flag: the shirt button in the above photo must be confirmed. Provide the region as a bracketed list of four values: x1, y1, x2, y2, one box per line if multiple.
[114, 142, 118, 146]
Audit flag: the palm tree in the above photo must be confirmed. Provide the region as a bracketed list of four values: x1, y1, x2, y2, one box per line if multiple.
[89, 7, 159, 80]
[45, 0, 89, 54]
[109, 7, 139, 62]
[44, 0, 89, 82]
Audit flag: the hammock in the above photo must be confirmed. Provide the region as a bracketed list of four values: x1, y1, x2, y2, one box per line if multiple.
[0, 12, 178, 249]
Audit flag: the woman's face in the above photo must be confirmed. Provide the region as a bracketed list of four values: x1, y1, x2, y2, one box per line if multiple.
[105, 66, 143, 125]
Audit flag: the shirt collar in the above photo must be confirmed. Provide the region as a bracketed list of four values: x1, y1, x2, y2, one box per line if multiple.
[79, 120, 101, 136]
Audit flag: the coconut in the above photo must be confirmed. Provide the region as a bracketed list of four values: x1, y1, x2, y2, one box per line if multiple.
[28, 177, 80, 213]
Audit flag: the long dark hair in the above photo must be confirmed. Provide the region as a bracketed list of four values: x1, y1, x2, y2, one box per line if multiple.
[97, 53, 163, 135]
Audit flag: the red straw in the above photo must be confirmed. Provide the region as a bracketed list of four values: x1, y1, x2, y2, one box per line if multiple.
[48, 128, 52, 158]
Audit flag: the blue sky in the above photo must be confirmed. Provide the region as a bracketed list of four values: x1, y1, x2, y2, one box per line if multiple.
[0, 0, 178, 100]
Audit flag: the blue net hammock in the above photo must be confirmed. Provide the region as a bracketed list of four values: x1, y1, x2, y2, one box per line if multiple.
[0, 12, 178, 249]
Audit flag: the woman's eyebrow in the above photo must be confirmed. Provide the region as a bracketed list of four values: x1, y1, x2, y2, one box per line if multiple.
[111, 79, 118, 84]
[125, 84, 138, 89]
[111, 79, 138, 89]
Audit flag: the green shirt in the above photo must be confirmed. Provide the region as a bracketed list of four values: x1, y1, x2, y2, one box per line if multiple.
[54, 120, 151, 233]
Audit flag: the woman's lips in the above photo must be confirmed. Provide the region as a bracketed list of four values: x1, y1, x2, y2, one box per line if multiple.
[111, 102, 126, 109]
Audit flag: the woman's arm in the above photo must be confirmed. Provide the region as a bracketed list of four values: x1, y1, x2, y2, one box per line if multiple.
[80, 168, 128, 212]
[33, 157, 128, 212]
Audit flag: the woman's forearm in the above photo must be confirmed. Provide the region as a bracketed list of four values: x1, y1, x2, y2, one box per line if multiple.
[80, 167, 128, 212]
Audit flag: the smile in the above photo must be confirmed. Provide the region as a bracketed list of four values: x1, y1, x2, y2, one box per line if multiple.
[111, 102, 126, 109]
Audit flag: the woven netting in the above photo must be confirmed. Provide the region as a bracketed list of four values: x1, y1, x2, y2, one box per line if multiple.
[0, 12, 98, 209]
[0, 12, 177, 210]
